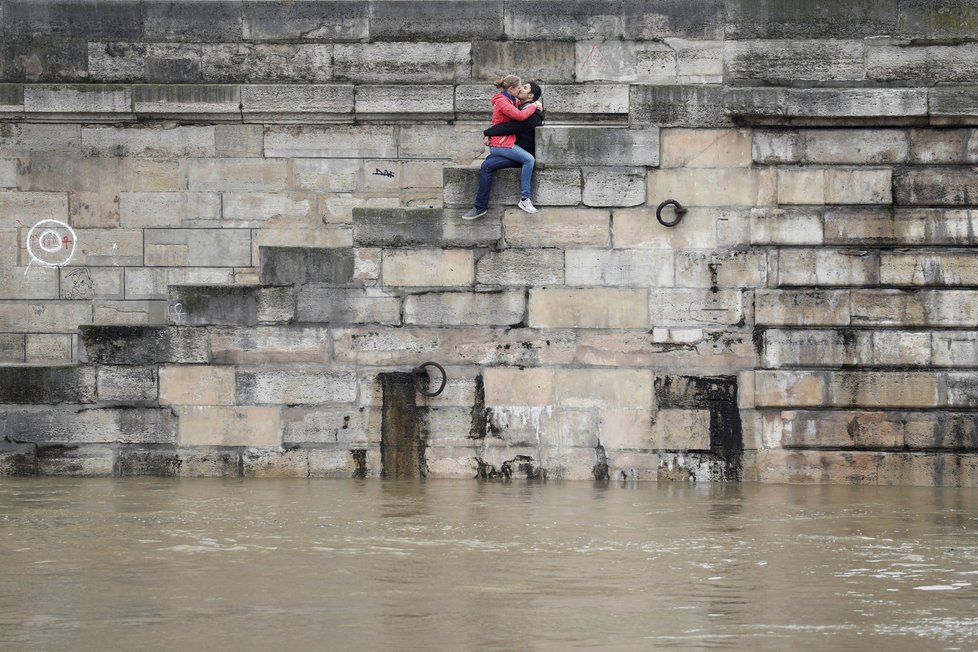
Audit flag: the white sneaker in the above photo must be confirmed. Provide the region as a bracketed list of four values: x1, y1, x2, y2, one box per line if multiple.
[518, 198, 538, 214]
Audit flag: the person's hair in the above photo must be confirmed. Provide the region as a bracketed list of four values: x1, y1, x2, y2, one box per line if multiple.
[493, 75, 521, 90]
[528, 81, 543, 102]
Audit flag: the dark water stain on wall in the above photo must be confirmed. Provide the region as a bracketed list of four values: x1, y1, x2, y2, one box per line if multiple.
[379, 372, 428, 478]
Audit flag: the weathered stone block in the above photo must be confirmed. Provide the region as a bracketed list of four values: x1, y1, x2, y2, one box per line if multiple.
[725, 0, 896, 38]
[565, 249, 674, 287]
[933, 332, 978, 367]
[259, 247, 354, 286]
[79, 325, 208, 365]
[726, 88, 928, 123]
[370, 0, 503, 40]
[87, 42, 202, 84]
[630, 84, 728, 127]
[91, 299, 166, 326]
[404, 290, 525, 326]
[0, 438, 37, 476]
[97, 366, 158, 402]
[202, 44, 331, 83]
[825, 371, 942, 408]
[117, 446, 181, 477]
[761, 329, 871, 369]
[649, 408, 711, 450]
[754, 371, 826, 407]
[897, 1, 978, 40]
[124, 268, 234, 301]
[755, 289, 850, 326]
[118, 192, 220, 228]
[873, 331, 932, 367]
[725, 40, 865, 82]
[333, 43, 470, 83]
[650, 168, 773, 207]
[264, 125, 397, 158]
[676, 249, 768, 288]
[240, 84, 352, 119]
[24, 84, 131, 114]
[661, 128, 751, 168]
[297, 287, 401, 325]
[538, 126, 659, 167]
[504, 0, 724, 40]
[749, 207, 824, 245]
[868, 44, 978, 84]
[236, 369, 358, 405]
[757, 449, 882, 484]
[209, 326, 328, 365]
[880, 252, 978, 286]
[353, 207, 502, 248]
[823, 208, 978, 246]
[503, 207, 609, 247]
[282, 408, 371, 446]
[778, 168, 892, 205]
[215, 124, 263, 157]
[143, 1, 241, 42]
[581, 167, 646, 207]
[132, 84, 238, 118]
[1, 406, 176, 444]
[185, 158, 288, 191]
[177, 406, 280, 447]
[545, 84, 630, 118]
[894, 167, 978, 205]
[0, 334, 26, 363]
[476, 249, 564, 286]
[175, 448, 241, 477]
[355, 85, 454, 117]
[648, 288, 743, 327]
[168, 286, 260, 326]
[242, 448, 309, 478]
[81, 124, 215, 159]
[576, 40, 676, 83]
[928, 86, 978, 124]
[754, 129, 910, 165]
[878, 453, 978, 487]
[442, 166, 581, 208]
[0, 366, 94, 404]
[0, 301, 92, 332]
[484, 367, 554, 406]
[0, 192, 68, 226]
[383, 249, 474, 287]
[242, 0, 368, 42]
[613, 206, 743, 249]
[256, 286, 295, 324]
[909, 128, 978, 164]
[850, 289, 978, 327]
[26, 333, 73, 364]
[472, 40, 575, 82]
[159, 366, 235, 406]
[145, 228, 251, 267]
[529, 288, 648, 328]
[776, 249, 879, 286]
[0, 266, 58, 300]
[37, 445, 115, 477]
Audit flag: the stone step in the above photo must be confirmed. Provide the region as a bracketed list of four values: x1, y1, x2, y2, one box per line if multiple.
[167, 285, 294, 327]
[535, 125, 659, 167]
[352, 207, 501, 248]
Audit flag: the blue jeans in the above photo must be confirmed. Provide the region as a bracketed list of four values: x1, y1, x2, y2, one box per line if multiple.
[488, 145, 534, 201]
[474, 153, 520, 210]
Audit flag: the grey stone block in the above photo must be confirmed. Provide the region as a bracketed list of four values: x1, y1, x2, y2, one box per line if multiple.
[97, 366, 158, 403]
[0, 366, 95, 404]
[176, 447, 241, 477]
[242, 0, 369, 42]
[724, 40, 866, 83]
[3, 0, 142, 38]
[264, 125, 397, 158]
[2, 37, 89, 82]
[0, 334, 26, 363]
[355, 85, 455, 118]
[144, 228, 252, 267]
[169, 285, 264, 326]
[37, 445, 115, 476]
[505, 0, 723, 40]
[0, 438, 37, 476]
[0, 124, 81, 155]
[929, 86, 978, 125]
[726, 87, 928, 124]
[472, 41, 575, 83]
[352, 207, 502, 247]
[333, 43, 470, 83]
[24, 84, 132, 114]
[443, 166, 582, 208]
[894, 167, 978, 206]
[868, 44, 978, 84]
[144, 1, 242, 42]
[296, 287, 402, 325]
[216, 124, 263, 157]
[476, 249, 564, 286]
[630, 85, 729, 127]
[282, 408, 370, 446]
[259, 247, 355, 286]
[82, 124, 216, 158]
[78, 325, 209, 364]
[370, 1, 504, 41]
[241, 84, 353, 120]
[897, 0, 978, 40]
[909, 129, 978, 164]
[88, 42, 204, 83]
[582, 167, 647, 207]
[0, 85, 24, 111]
[752, 128, 910, 165]
[725, 0, 897, 38]
[575, 40, 677, 84]
[0, 301, 91, 332]
[133, 84, 240, 117]
[547, 84, 630, 120]
[236, 369, 358, 405]
[3, 406, 177, 444]
[202, 44, 333, 83]
[404, 290, 526, 326]
[537, 126, 659, 167]
[117, 446, 182, 477]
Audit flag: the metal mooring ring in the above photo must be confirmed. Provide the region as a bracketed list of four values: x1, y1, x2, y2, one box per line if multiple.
[656, 199, 687, 227]
[413, 361, 447, 397]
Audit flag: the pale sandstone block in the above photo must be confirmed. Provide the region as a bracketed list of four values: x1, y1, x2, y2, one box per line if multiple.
[674, 250, 768, 288]
[68, 191, 120, 229]
[0, 160, 17, 188]
[613, 207, 750, 249]
[484, 367, 555, 406]
[529, 288, 648, 328]
[649, 168, 768, 207]
[240, 84, 352, 115]
[582, 167, 646, 208]
[752, 129, 804, 164]
[159, 366, 236, 405]
[825, 371, 941, 408]
[222, 192, 319, 225]
[144, 228, 252, 267]
[131, 160, 182, 191]
[777, 169, 825, 204]
[575, 40, 677, 83]
[546, 84, 630, 117]
[754, 370, 826, 407]
[880, 253, 978, 286]
[383, 249, 473, 287]
[669, 39, 724, 82]
[757, 450, 880, 485]
[210, 326, 329, 365]
[216, 124, 264, 157]
[0, 266, 58, 300]
[850, 289, 978, 327]
[555, 368, 653, 409]
[0, 301, 93, 332]
[404, 290, 525, 327]
[0, 124, 82, 156]
[60, 267, 123, 300]
[650, 408, 711, 450]
[264, 125, 397, 159]
[565, 249, 674, 287]
[81, 125, 216, 158]
[596, 408, 655, 450]
[177, 406, 280, 447]
[25, 334, 73, 363]
[242, 448, 309, 479]
[186, 158, 289, 191]
[775, 249, 879, 286]
[824, 168, 892, 204]
[660, 128, 752, 168]
[750, 207, 824, 245]
[355, 85, 454, 116]
[119, 192, 222, 227]
[909, 129, 978, 164]
[804, 129, 909, 165]
[872, 331, 932, 367]
[0, 192, 69, 227]
[755, 289, 850, 326]
[236, 369, 358, 405]
[761, 329, 872, 369]
[93, 300, 167, 326]
[476, 249, 564, 286]
[878, 453, 978, 487]
[504, 207, 610, 247]
[933, 332, 978, 367]
[648, 288, 743, 327]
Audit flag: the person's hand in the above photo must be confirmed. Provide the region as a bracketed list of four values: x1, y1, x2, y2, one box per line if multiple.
[483, 135, 490, 146]
[532, 100, 542, 109]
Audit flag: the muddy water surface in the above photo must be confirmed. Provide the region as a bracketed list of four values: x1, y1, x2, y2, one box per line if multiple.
[0, 479, 976, 651]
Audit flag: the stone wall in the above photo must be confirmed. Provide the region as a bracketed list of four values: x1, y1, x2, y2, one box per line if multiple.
[1, 0, 978, 484]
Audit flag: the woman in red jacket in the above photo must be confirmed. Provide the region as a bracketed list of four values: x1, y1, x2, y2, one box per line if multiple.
[487, 75, 542, 214]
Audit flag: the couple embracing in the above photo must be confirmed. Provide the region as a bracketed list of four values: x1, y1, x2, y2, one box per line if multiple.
[462, 75, 544, 220]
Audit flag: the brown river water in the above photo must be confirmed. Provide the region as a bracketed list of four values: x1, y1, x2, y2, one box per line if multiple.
[0, 478, 976, 651]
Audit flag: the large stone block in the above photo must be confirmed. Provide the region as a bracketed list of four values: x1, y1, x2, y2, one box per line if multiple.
[777, 168, 892, 205]
[241, 84, 353, 120]
[124, 267, 234, 301]
[894, 167, 978, 205]
[909, 128, 978, 164]
[242, 0, 368, 42]
[97, 366, 158, 403]
[0, 366, 95, 404]
[484, 367, 554, 406]
[476, 249, 564, 286]
[215, 124, 263, 157]
[236, 369, 358, 405]
[442, 166, 582, 208]
[370, 1, 503, 40]
[756, 449, 882, 484]
[46, 228, 142, 267]
[897, 0, 978, 40]
[754, 370, 826, 407]
[353, 207, 502, 248]
[0, 301, 92, 332]
[144, 228, 251, 266]
[176, 405, 280, 447]
[209, 326, 328, 365]
[259, 247, 354, 286]
[404, 290, 526, 326]
[0, 438, 37, 476]
[753, 129, 910, 165]
[649, 168, 774, 207]
[661, 128, 751, 168]
[880, 252, 978, 286]
[647, 288, 743, 327]
[504, 0, 724, 40]
[582, 167, 647, 207]
[824, 371, 942, 408]
[118, 192, 221, 228]
[144, 1, 241, 42]
[383, 249, 474, 287]
[116, 446, 182, 477]
[82, 125, 215, 158]
[472, 40, 575, 83]
[282, 408, 371, 446]
[630, 84, 728, 127]
[675, 249, 769, 288]
[185, 158, 288, 191]
[775, 249, 879, 286]
[537, 126, 659, 167]
[761, 329, 871, 369]
[333, 43, 470, 83]
[755, 289, 850, 326]
[0, 192, 68, 226]
[575, 41, 676, 83]
[159, 366, 235, 406]
[529, 288, 648, 328]
[168, 286, 262, 326]
[25, 333, 73, 364]
[92, 299, 167, 326]
[749, 207, 824, 245]
[823, 207, 978, 246]
[0, 334, 26, 363]
[4, 0, 142, 38]
[504, 207, 609, 247]
[0, 266, 58, 300]
[878, 453, 978, 487]
[36, 446, 115, 477]
[928, 86, 978, 124]
[725, 40, 865, 83]
[726, 88, 928, 124]
[725, 0, 897, 38]
[613, 206, 748, 249]
[934, 332, 978, 367]
[202, 44, 332, 83]
[565, 249, 674, 287]
[872, 331, 932, 367]
[79, 325, 208, 364]
[545, 84, 630, 119]
[850, 289, 978, 327]
[868, 44, 978, 83]
[355, 85, 455, 118]
[297, 287, 401, 325]
[264, 125, 397, 158]
[87, 42, 202, 84]
[1, 406, 177, 444]
[132, 84, 239, 118]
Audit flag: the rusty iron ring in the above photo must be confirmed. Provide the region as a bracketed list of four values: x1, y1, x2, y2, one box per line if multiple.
[413, 361, 447, 397]
[656, 199, 687, 227]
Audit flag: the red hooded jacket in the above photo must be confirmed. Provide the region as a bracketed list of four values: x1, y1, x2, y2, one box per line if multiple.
[487, 91, 538, 148]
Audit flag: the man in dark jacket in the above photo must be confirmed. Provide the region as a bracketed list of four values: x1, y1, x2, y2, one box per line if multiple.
[462, 81, 544, 220]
